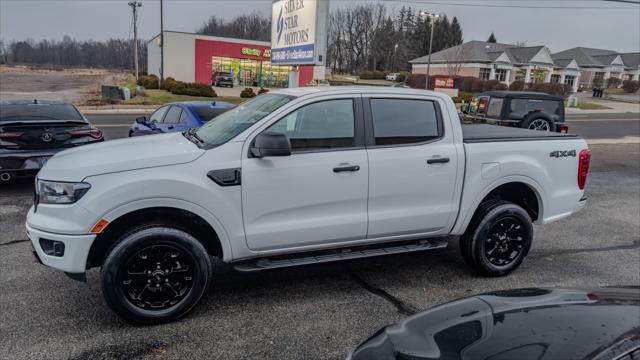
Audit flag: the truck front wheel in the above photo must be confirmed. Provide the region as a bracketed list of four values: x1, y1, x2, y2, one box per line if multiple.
[100, 226, 212, 324]
[460, 200, 533, 277]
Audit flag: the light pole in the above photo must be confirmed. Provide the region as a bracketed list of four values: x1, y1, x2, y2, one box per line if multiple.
[392, 43, 398, 72]
[160, 0, 164, 84]
[419, 11, 440, 90]
[128, 1, 142, 81]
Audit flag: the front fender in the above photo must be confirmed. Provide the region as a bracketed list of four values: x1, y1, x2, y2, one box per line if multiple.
[99, 197, 233, 261]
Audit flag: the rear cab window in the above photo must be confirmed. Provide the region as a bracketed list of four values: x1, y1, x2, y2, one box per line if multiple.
[369, 98, 442, 146]
[191, 105, 231, 122]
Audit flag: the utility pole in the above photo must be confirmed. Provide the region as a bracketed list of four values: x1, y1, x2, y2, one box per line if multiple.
[128, 1, 142, 81]
[419, 11, 440, 90]
[160, 0, 164, 83]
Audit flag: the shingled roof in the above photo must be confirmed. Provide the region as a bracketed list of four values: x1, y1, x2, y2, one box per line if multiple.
[552, 47, 639, 69]
[410, 41, 552, 66]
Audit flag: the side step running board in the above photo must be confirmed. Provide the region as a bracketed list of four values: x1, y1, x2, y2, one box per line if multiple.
[234, 238, 448, 272]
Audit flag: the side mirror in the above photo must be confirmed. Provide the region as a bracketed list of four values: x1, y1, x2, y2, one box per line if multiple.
[250, 132, 291, 158]
[135, 116, 147, 124]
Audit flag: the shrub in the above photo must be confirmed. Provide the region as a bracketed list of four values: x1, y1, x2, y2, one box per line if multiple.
[458, 76, 483, 93]
[528, 82, 571, 97]
[359, 71, 373, 80]
[481, 80, 508, 92]
[396, 72, 408, 82]
[452, 92, 474, 103]
[258, 87, 269, 95]
[161, 77, 179, 92]
[137, 74, 159, 89]
[509, 80, 525, 91]
[373, 71, 388, 80]
[171, 82, 216, 97]
[138, 70, 148, 76]
[606, 77, 622, 88]
[622, 80, 640, 93]
[240, 87, 256, 98]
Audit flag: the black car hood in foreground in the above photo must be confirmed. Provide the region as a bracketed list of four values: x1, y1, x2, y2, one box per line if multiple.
[349, 287, 640, 360]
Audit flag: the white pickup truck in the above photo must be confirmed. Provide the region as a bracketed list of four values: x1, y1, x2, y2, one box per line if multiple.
[27, 87, 590, 324]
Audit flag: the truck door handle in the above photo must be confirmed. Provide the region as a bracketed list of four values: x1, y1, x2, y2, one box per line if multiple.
[168, 126, 174, 130]
[333, 165, 360, 173]
[427, 157, 450, 164]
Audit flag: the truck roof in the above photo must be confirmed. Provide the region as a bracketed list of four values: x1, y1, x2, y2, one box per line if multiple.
[269, 86, 453, 101]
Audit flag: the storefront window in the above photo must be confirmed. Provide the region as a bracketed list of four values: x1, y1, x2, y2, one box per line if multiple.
[479, 68, 491, 80]
[211, 56, 291, 88]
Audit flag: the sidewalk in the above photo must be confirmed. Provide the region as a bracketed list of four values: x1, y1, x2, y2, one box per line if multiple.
[568, 92, 640, 114]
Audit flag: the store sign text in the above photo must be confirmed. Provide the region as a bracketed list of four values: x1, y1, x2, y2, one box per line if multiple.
[241, 47, 271, 58]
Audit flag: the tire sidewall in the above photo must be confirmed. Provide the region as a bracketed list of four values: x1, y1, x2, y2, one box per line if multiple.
[471, 204, 533, 276]
[101, 227, 211, 324]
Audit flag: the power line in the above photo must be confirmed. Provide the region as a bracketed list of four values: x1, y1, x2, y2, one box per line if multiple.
[380, 0, 639, 9]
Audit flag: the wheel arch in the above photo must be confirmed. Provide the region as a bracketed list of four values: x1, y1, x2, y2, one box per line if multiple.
[87, 200, 232, 269]
[453, 177, 545, 235]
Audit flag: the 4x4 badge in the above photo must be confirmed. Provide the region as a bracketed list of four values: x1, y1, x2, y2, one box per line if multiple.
[549, 150, 576, 158]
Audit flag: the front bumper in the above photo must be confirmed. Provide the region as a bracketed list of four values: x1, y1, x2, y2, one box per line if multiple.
[26, 222, 96, 274]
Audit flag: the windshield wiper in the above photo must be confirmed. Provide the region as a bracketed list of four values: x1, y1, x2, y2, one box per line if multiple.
[184, 128, 205, 145]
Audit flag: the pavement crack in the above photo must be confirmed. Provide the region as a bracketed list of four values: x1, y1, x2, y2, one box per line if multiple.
[0, 239, 28, 246]
[534, 238, 640, 257]
[349, 268, 418, 316]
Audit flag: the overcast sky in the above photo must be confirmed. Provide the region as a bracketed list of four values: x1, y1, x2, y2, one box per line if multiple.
[1, 0, 639, 53]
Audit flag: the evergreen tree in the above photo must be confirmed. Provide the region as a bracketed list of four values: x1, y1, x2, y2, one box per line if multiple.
[487, 32, 497, 43]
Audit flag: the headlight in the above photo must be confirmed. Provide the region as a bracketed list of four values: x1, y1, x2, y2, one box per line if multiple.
[36, 180, 91, 204]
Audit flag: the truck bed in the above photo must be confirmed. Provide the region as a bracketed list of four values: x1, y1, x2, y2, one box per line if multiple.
[462, 124, 578, 143]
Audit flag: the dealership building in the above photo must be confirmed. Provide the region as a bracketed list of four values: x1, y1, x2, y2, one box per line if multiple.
[147, 31, 316, 88]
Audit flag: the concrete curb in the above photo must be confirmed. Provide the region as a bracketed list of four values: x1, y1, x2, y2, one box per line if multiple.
[586, 137, 640, 145]
[80, 109, 155, 114]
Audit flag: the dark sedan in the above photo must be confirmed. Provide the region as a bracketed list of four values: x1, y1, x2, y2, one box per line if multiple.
[0, 100, 103, 182]
[349, 287, 640, 360]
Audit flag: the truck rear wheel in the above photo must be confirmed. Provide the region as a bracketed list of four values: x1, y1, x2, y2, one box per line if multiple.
[100, 226, 212, 324]
[460, 200, 533, 277]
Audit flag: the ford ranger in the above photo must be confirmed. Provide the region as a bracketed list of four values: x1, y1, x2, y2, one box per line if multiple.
[26, 87, 590, 324]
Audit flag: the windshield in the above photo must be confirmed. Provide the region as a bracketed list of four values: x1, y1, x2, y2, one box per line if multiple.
[195, 93, 294, 148]
[0, 104, 85, 122]
[191, 105, 233, 122]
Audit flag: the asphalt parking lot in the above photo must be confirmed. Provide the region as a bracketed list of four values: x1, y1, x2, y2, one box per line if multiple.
[1, 117, 639, 359]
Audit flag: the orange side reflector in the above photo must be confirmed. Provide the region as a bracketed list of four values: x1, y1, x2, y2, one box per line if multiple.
[91, 219, 109, 234]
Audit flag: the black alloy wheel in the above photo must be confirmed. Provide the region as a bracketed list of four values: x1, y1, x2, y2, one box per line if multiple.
[119, 244, 196, 311]
[483, 217, 526, 267]
[101, 226, 212, 324]
[460, 200, 533, 277]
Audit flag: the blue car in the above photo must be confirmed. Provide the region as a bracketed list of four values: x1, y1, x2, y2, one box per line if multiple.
[129, 101, 235, 137]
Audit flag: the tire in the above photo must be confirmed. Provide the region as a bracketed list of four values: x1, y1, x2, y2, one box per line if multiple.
[460, 200, 533, 277]
[101, 226, 212, 324]
[521, 116, 555, 132]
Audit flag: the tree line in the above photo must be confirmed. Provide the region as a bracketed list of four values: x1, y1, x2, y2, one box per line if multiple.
[0, 36, 147, 70]
[1, 4, 464, 75]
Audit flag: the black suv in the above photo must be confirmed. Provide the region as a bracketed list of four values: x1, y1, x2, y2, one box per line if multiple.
[212, 72, 234, 88]
[0, 100, 103, 182]
[461, 91, 568, 133]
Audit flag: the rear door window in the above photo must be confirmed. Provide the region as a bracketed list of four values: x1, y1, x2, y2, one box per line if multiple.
[370, 98, 441, 146]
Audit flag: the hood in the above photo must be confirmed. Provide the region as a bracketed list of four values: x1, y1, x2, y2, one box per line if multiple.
[349, 287, 640, 360]
[38, 132, 204, 182]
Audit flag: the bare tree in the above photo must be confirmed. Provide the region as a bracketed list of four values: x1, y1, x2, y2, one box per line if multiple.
[444, 44, 469, 77]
